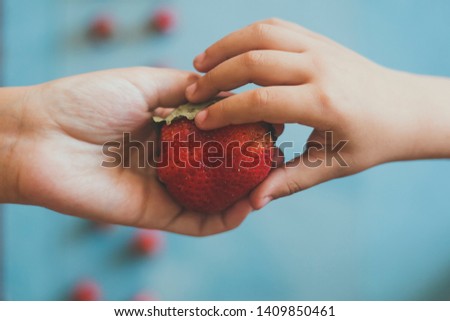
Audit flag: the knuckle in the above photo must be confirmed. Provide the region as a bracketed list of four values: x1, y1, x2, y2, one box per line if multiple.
[203, 47, 211, 56]
[210, 99, 232, 124]
[312, 83, 333, 112]
[262, 17, 284, 26]
[203, 46, 215, 59]
[310, 51, 327, 70]
[252, 88, 271, 110]
[311, 84, 345, 130]
[251, 23, 272, 43]
[242, 50, 266, 67]
[316, 86, 332, 110]
[285, 179, 303, 196]
[216, 100, 228, 117]
[202, 70, 218, 89]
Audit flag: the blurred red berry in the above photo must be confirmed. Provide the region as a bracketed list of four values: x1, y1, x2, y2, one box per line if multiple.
[90, 15, 115, 39]
[151, 8, 177, 33]
[133, 230, 163, 255]
[133, 292, 158, 301]
[72, 280, 101, 301]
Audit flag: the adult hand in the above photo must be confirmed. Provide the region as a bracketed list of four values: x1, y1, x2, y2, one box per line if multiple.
[0, 68, 253, 235]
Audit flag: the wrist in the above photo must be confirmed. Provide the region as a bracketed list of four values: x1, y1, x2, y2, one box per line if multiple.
[0, 86, 30, 203]
[382, 70, 450, 162]
[410, 74, 450, 159]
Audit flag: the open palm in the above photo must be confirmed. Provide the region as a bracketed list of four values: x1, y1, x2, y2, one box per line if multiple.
[15, 68, 252, 235]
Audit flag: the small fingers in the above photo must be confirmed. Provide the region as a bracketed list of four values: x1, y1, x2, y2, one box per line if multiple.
[194, 23, 315, 72]
[195, 85, 327, 130]
[187, 50, 312, 103]
[259, 17, 334, 43]
[158, 199, 253, 236]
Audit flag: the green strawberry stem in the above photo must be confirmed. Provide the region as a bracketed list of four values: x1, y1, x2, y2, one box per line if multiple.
[153, 97, 223, 125]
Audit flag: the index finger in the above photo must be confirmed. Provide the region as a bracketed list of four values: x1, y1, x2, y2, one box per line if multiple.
[195, 85, 328, 130]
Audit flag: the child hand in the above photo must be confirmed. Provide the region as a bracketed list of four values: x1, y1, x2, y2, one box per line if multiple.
[186, 18, 450, 209]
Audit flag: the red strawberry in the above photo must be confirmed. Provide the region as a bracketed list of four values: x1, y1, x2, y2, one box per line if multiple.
[154, 100, 277, 213]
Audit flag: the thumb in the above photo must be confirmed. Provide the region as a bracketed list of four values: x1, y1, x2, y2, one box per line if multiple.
[124, 67, 200, 109]
[249, 153, 342, 209]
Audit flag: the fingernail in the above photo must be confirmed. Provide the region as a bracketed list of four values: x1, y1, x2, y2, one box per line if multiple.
[194, 52, 206, 66]
[260, 196, 272, 209]
[185, 83, 197, 97]
[196, 110, 208, 124]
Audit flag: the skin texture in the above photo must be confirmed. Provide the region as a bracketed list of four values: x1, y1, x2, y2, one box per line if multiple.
[0, 68, 254, 236]
[1, 19, 450, 236]
[186, 18, 450, 210]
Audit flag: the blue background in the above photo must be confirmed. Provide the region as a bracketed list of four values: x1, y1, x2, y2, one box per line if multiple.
[1, 0, 450, 300]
